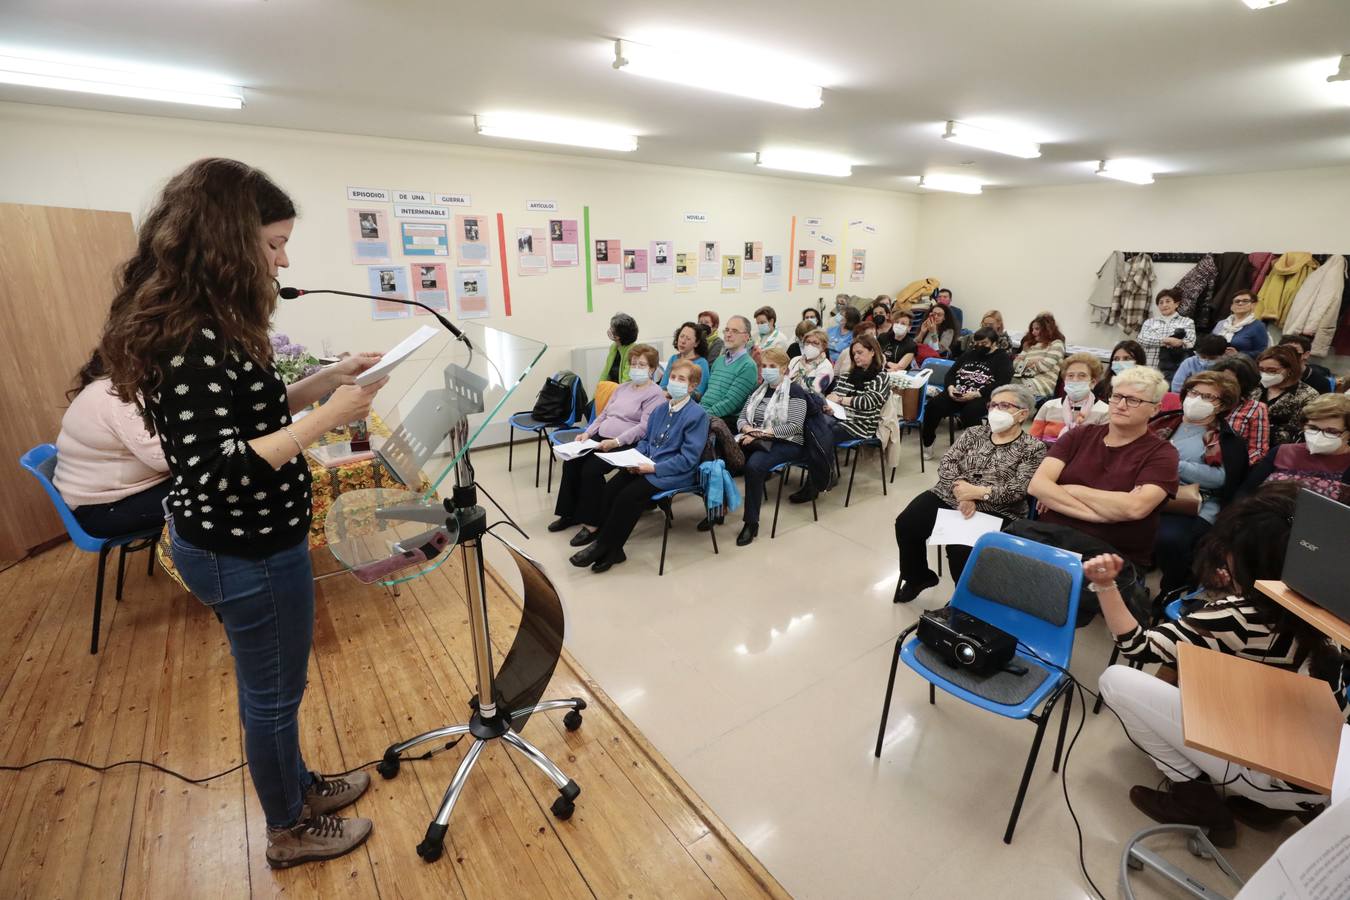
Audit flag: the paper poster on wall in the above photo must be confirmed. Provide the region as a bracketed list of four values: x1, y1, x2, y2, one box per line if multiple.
[674, 252, 696, 292]
[366, 265, 411, 319]
[850, 249, 866, 282]
[820, 254, 838, 288]
[516, 227, 548, 276]
[721, 255, 741, 293]
[594, 239, 621, 284]
[454, 268, 491, 319]
[797, 249, 816, 286]
[623, 248, 649, 293]
[698, 241, 720, 280]
[763, 254, 783, 292]
[743, 241, 763, 278]
[410, 263, 450, 314]
[650, 240, 674, 284]
[401, 221, 449, 257]
[454, 215, 490, 264]
[549, 219, 579, 266]
[349, 209, 391, 264]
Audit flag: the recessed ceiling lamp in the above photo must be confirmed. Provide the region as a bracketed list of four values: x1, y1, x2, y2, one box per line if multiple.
[1240, 0, 1288, 9]
[1096, 160, 1155, 185]
[941, 121, 1041, 159]
[0, 53, 243, 109]
[755, 149, 852, 177]
[474, 114, 638, 152]
[917, 174, 983, 194]
[613, 39, 823, 109]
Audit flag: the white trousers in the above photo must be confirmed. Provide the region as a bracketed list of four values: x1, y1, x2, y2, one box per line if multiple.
[1097, 664, 1325, 811]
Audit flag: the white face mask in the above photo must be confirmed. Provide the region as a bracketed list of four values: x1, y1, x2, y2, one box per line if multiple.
[629, 367, 650, 384]
[892, 325, 908, 339]
[1182, 396, 1215, 422]
[987, 409, 1016, 433]
[1111, 360, 1135, 376]
[1064, 381, 1091, 401]
[803, 344, 822, 361]
[762, 366, 781, 386]
[1260, 372, 1284, 389]
[1305, 429, 1344, 455]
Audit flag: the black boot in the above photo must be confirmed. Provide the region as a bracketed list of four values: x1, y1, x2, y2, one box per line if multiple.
[1129, 780, 1236, 848]
[789, 485, 818, 504]
[736, 522, 758, 546]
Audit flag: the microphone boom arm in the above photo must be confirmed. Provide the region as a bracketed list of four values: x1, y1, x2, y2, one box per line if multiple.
[280, 286, 473, 350]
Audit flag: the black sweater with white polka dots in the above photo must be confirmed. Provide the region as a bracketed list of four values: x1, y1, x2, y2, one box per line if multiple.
[147, 326, 311, 558]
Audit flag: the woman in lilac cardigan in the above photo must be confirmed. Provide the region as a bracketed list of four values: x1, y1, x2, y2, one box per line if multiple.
[549, 344, 666, 547]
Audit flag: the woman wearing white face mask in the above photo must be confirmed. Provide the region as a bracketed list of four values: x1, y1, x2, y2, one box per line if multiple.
[1031, 353, 1110, 443]
[1257, 344, 1319, 446]
[880, 312, 917, 372]
[733, 348, 809, 546]
[1148, 370, 1249, 594]
[1097, 340, 1147, 403]
[788, 329, 834, 395]
[1243, 393, 1350, 503]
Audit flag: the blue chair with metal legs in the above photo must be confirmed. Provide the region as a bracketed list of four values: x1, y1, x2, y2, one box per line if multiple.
[545, 427, 587, 494]
[768, 460, 816, 538]
[875, 532, 1084, 844]
[835, 437, 887, 507]
[507, 378, 585, 491]
[891, 376, 932, 480]
[650, 484, 719, 575]
[19, 443, 162, 655]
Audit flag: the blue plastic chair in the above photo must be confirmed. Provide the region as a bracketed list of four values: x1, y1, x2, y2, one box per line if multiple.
[650, 483, 719, 575]
[769, 459, 816, 538]
[835, 436, 887, 507]
[891, 372, 932, 479]
[19, 444, 163, 655]
[508, 378, 584, 490]
[545, 427, 587, 494]
[875, 532, 1083, 844]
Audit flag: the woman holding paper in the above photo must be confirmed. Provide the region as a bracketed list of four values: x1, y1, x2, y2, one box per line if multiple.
[733, 348, 809, 547]
[892, 383, 1044, 603]
[550, 344, 665, 548]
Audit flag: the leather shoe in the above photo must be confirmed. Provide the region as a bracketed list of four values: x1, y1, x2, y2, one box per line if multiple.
[569, 526, 596, 547]
[547, 517, 575, 533]
[591, 549, 626, 573]
[1129, 780, 1236, 848]
[788, 486, 818, 505]
[893, 571, 940, 604]
[569, 543, 605, 568]
[736, 523, 758, 546]
[696, 515, 724, 532]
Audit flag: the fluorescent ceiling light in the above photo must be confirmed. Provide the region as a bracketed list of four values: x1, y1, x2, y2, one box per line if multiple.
[474, 114, 638, 152]
[613, 39, 822, 109]
[755, 149, 852, 177]
[0, 53, 243, 109]
[917, 174, 983, 195]
[942, 120, 1041, 159]
[1240, 0, 1287, 8]
[1096, 160, 1155, 185]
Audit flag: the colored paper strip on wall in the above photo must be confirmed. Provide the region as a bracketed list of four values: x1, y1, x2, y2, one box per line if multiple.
[495, 212, 512, 316]
[583, 205, 593, 313]
[787, 215, 797, 293]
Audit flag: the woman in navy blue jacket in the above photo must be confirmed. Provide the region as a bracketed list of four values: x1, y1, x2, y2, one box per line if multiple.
[570, 360, 711, 573]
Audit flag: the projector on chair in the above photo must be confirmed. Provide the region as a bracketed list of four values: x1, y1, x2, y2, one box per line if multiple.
[917, 607, 1016, 676]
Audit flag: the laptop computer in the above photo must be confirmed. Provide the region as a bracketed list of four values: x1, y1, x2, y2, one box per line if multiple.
[1282, 489, 1350, 622]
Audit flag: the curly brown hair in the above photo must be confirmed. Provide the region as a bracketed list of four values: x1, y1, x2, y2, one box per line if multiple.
[99, 158, 296, 431]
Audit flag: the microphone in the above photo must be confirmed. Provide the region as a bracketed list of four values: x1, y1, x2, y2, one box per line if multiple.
[279, 286, 473, 349]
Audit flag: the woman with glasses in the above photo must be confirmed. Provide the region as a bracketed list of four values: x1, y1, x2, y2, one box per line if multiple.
[1029, 353, 1110, 443]
[1257, 344, 1319, 446]
[1029, 365, 1180, 571]
[893, 384, 1045, 604]
[1210, 290, 1268, 358]
[1243, 393, 1350, 503]
[1147, 370, 1249, 594]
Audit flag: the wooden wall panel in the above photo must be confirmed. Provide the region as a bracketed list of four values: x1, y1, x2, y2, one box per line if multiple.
[0, 204, 136, 561]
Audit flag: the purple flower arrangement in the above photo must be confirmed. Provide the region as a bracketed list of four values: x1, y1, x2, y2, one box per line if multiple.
[270, 333, 322, 384]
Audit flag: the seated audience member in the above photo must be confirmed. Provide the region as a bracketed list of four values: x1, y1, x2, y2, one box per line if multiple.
[974, 309, 1012, 354]
[934, 287, 964, 332]
[1211, 290, 1268, 358]
[1244, 393, 1350, 503]
[551, 344, 667, 547]
[826, 306, 860, 363]
[53, 351, 172, 537]
[699, 315, 759, 431]
[753, 305, 791, 354]
[1279, 334, 1334, 394]
[660, 322, 710, 398]
[921, 327, 1013, 456]
[1137, 289, 1197, 382]
[790, 335, 888, 503]
[597, 312, 639, 393]
[1097, 340, 1147, 403]
[568, 361, 710, 573]
[894, 384, 1045, 603]
[1012, 312, 1067, 400]
[1030, 353, 1110, 442]
[787, 319, 811, 360]
[1148, 370, 1249, 594]
[1210, 355, 1270, 466]
[800, 306, 822, 330]
[731, 349, 809, 546]
[698, 310, 724, 362]
[1170, 333, 1228, 393]
[880, 311, 917, 371]
[1095, 485, 1341, 842]
[1258, 344, 1319, 446]
[788, 329, 834, 395]
[914, 304, 957, 362]
[1028, 365, 1180, 571]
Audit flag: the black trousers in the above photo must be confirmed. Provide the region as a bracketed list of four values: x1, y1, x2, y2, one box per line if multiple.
[921, 393, 988, 446]
[596, 470, 658, 553]
[72, 480, 172, 538]
[1154, 513, 1212, 594]
[553, 446, 626, 525]
[894, 490, 975, 584]
[741, 440, 804, 524]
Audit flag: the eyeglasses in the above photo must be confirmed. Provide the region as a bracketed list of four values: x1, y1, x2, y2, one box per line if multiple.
[1231, 297, 1255, 305]
[1107, 393, 1157, 409]
[723, 327, 748, 336]
[1258, 367, 1285, 376]
[1307, 425, 1347, 439]
[988, 401, 1024, 413]
[1188, 391, 1223, 404]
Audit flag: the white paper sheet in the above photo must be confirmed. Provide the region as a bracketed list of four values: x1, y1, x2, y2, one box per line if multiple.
[825, 399, 848, 420]
[926, 508, 1004, 548]
[354, 324, 440, 386]
[1236, 799, 1350, 899]
[595, 448, 655, 468]
[1333, 723, 1350, 807]
[552, 438, 600, 460]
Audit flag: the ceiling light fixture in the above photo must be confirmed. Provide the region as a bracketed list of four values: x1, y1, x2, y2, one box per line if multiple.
[474, 114, 638, 152]
[917, 174, 983, 194]
[613, 39, 823, 109]
[755, 149, 852, 177]
[1095, 160, 1155, 185]
[0, 53, 244, 109]
[1240, 0, 1288, 9]
[941, 120, 1041, 159]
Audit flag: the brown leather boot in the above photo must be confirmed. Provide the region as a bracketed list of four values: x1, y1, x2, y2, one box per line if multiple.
[1226, 795, 1324, 831]
[1129, 780, 1236, 847]
[305, 771, 370, 816]
[266, 805, 373, 869]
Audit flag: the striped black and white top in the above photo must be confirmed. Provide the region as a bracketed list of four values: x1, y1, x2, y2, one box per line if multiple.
[737, 385, 808, 445]
[831, 371, 889, 440]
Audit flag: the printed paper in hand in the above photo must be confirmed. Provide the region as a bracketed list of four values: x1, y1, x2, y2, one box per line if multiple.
[366, 265, 411, 320]
[623, 248, 649, 293]
[675, 252, 696, 292]
[553, 438, 601, 460]
[454, 214, 491, 263]
[349, 209, 392, 264]
[410, 262, 450, 314]
[825, 399, 847, 420]
[1235, 797, 1350, 899]
[595, 448, 656, 468]
[549, 219, 579, 266]
[698, 241, 720, 280]
[797, 249, 816, 285]
[763, 254, 783, 292]
[594, 239, 621, 284]
[721, 255, 741, 292]
[516, 227, 548, 276]
[743, 241, 763, 278]
[927, 508, 1004, 548]
[650, 240, 674, 284]
[355, 324, 440, 386]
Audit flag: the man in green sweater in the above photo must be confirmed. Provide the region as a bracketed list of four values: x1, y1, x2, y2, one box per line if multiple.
[699, 315, 759, 431]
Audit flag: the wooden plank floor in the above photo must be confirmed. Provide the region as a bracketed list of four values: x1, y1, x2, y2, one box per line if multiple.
[0, 543, 789, 899]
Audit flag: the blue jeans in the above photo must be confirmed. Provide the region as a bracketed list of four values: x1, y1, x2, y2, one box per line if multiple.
[169, 521, 315, 828]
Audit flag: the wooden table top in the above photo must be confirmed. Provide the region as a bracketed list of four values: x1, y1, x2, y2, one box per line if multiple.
[1178, 643, 1343, 793]
[1255, 579, 1350, 648]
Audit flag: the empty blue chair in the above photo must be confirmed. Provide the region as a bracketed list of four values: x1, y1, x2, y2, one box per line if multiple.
[891, 373, 932, 480]
[875, 531, 1083, 843]
[19, 444, 162, 655]
[508, 378, 585, 490]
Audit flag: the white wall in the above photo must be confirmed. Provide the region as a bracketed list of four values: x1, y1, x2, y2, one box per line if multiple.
[914, 165, 1350, 358]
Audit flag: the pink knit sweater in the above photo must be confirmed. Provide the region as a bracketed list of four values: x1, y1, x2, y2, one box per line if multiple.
[53, 380, 170, 508]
